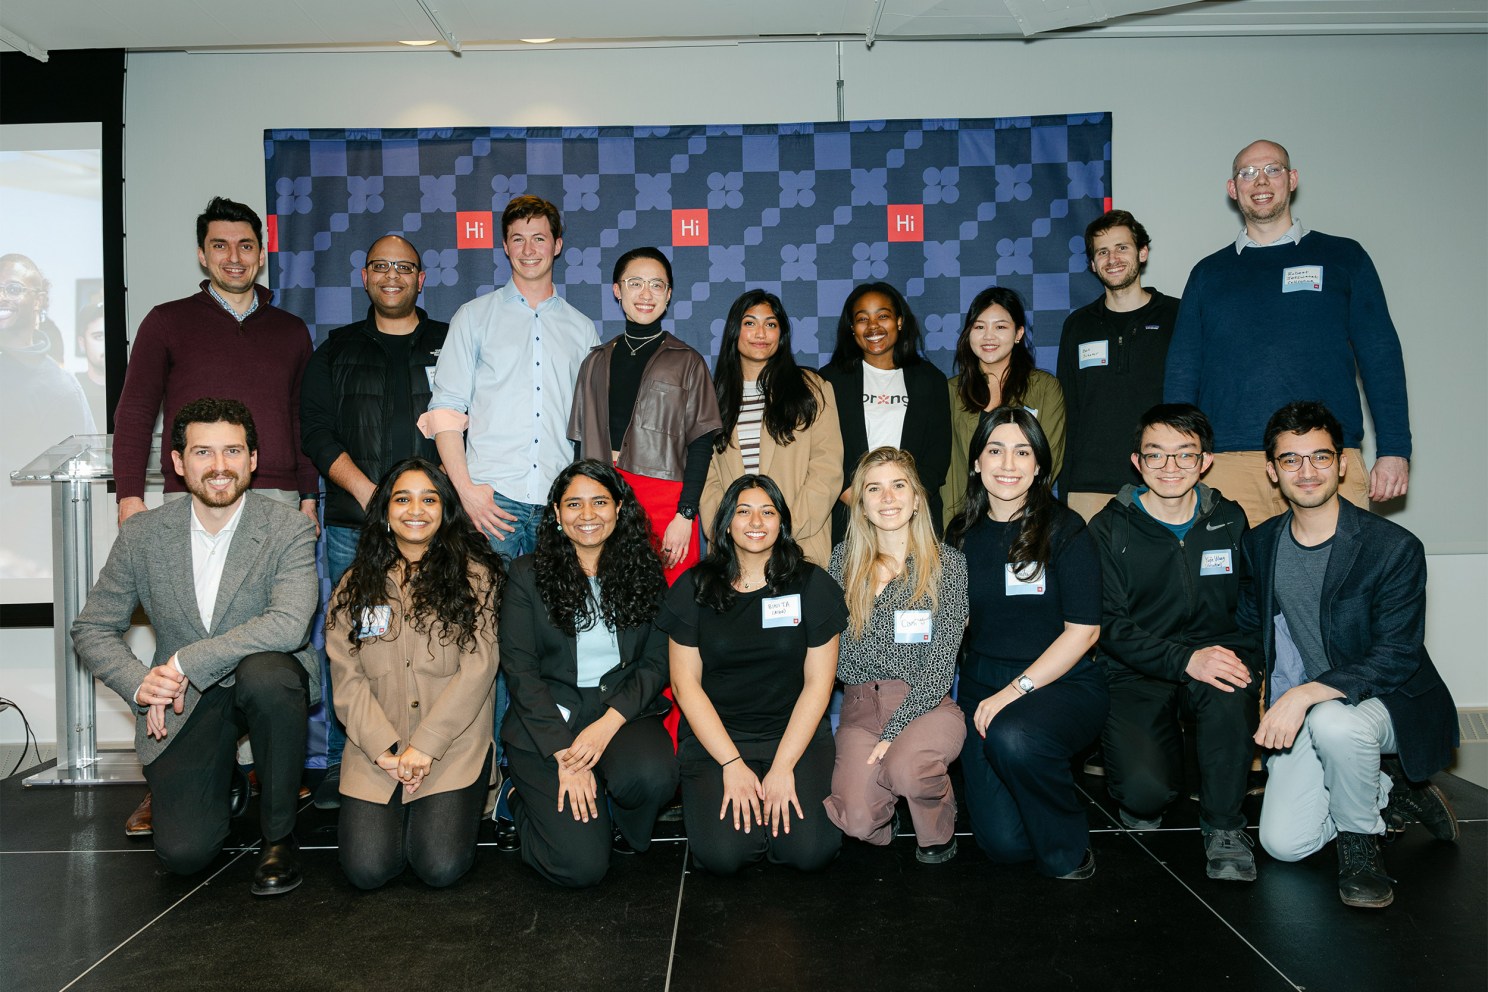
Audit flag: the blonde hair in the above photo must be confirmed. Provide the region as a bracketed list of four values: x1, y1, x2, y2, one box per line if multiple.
[841, 447, 942, 639]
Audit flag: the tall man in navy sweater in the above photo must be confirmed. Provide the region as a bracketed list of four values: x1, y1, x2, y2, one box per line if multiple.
[1164, 140, 1411, 526]
[1241, 402, 1457, 909]
[299, 233, 449, 808]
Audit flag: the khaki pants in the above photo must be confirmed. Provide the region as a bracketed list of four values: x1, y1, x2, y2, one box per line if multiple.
[1065, 491, 1118, 523]
[1204, 449, 1368, 527]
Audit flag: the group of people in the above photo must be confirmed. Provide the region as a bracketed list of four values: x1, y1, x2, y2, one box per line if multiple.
[69, 137, 1459, 914]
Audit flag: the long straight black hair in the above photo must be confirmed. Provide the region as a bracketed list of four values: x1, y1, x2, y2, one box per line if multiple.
[692, 473, 806, 613]
[713, 289, 823, 451]
[952, 286, 1036, 413]
[945, 407, 1056, 578]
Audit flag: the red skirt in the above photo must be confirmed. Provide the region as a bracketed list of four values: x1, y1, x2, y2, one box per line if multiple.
[614, 466, 696, 748]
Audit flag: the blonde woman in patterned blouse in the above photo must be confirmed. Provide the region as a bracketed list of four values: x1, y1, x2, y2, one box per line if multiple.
[823, 447, 968, 864]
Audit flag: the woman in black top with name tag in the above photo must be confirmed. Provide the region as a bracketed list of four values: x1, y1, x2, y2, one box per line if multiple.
[659, 474, 848, 874]
[946, 408, 1108, 879]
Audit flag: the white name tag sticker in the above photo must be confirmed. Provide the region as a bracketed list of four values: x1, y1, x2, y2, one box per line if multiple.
[761, 593, 803, 628]
[556, 703, 572, 722]
[894, 609, 933, 643]
[1200, 549, 1234, 576]
[1282, 265, 1323, 293]
[425, 366, 438, 389]
[1005, 564, 1046, 596]
[358, 605, 392, 639]
[1025, 406, 1039, 420]
[1078, 340, 1109, 369]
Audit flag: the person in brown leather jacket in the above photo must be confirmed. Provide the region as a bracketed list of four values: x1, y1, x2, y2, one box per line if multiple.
[568, 247, 721, 585]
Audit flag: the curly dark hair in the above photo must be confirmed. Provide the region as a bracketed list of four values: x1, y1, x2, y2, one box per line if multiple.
[327, 458, 506, 655]
[945, 407, 1056, 579]
[692, 473, 806, 613]
[534, 460, 666, 636]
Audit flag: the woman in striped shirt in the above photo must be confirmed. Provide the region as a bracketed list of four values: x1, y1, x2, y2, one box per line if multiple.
[700, 289, 843, 566]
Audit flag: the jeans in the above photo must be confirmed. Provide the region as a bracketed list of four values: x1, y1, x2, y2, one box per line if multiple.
[485, 489, 545, 770]
[318, 524, 360, 767]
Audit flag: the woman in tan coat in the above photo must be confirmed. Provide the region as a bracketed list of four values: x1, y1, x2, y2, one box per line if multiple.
[326, 457, 505, 889]
[701, 289, 842, 567]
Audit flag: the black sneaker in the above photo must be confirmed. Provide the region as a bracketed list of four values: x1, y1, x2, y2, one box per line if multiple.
[1382, 758, 1460, 842]
[915, 838, 958, 864]
[1203, 828, 1257, 882]
[1336, 831, 1394, 909]
[312, 763, 342, 810]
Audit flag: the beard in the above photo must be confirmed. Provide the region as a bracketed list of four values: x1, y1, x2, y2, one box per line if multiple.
[186, 470, 250, 508]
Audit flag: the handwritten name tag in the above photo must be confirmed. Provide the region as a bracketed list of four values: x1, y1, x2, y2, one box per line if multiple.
[762, 593, 803, 628]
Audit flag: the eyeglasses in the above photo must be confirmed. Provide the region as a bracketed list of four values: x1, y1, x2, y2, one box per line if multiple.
[1234, 163, 1290, 183]
[367, 259, 419, 275]
[1139, 452, 1202, 470]
[1273, 450, 1337, 472]
[0, 281, 38, 300]
[622, 278, 669, 294]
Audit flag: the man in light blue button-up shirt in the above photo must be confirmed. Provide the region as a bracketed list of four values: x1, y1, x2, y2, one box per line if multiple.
[422, 195, 599, 559]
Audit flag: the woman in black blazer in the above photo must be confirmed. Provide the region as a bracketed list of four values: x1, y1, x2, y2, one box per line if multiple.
[499, 460, 679, 888]
[819, 282, 951, 544]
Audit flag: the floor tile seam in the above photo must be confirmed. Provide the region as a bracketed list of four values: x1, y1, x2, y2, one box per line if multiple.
[1075, 780, 1305, 992]
[58, 843, 261, 992]
[662, 842, 690, 992]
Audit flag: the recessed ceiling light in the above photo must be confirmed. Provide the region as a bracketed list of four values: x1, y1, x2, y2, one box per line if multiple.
[520, 38, 556, 44]
[399, 39, 439, 46]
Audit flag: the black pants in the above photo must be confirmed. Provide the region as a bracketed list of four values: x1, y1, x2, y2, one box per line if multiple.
[338, 748, 491, 890]
[1101, 667, 1260, 830]
[142, 652, 308, 875]
[958, 663, 1108, 877]
[680, 719, 841, 876]
[507, 715, 678, 889]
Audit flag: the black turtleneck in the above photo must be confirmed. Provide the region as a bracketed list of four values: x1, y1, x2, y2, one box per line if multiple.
[606, 321, 712, 513]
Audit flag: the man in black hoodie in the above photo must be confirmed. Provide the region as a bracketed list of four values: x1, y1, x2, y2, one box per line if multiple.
[1088, 404, 1260, 881]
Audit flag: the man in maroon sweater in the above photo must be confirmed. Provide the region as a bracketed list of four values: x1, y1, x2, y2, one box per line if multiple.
[114, 196, 318, 529]
[112, 196, 319, 839]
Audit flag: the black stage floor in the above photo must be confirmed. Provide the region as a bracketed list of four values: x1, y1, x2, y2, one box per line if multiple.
[4, 761, 1483, 992]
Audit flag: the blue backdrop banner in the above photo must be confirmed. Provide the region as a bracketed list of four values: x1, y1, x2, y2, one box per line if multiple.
[264, 115, 1112, 373]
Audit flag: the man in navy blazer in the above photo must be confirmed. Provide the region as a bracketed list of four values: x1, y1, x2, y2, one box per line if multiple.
[1238, 401, 1457, 910]
[73, 398, 319, 895]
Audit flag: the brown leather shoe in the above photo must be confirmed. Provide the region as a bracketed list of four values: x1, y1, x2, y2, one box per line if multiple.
[246, 770, 312, 801]
[124, 791, 153, 837]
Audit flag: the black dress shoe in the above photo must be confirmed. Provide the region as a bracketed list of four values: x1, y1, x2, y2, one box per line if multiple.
[612, 829, 638, 855]
[251, 837, 303, 896]
[495, 818, 521, 853]
[229, 765, 251, 819]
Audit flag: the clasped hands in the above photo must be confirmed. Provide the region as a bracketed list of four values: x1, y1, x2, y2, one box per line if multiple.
[376, 745, 432, 795]
[139, 661, 186, 740]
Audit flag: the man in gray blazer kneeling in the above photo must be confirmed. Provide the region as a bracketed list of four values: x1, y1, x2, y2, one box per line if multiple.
[73, 397, 320, 895]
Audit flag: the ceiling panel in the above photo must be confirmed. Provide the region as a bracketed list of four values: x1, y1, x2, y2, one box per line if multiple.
[0, 0, 1480, 58]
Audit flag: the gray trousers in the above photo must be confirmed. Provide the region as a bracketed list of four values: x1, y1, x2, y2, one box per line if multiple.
[1258, 697, 1397, 861]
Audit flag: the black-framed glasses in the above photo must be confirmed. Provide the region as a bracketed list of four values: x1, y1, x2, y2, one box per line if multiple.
[1139, 452, 1202, 470]
[622, 277, 669, 294]
[1234, 163, 1290, 183]
[1273, 450, 1337, 472]
[367, 259, 419, 275]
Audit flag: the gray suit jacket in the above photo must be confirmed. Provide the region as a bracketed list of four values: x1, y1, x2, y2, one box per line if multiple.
[72, 492, 321, 764]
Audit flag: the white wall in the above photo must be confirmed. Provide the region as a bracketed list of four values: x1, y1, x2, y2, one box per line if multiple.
[8, 31, 1485, 747]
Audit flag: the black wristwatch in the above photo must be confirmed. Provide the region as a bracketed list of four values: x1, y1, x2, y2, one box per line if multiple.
[678, 505, 698, 521]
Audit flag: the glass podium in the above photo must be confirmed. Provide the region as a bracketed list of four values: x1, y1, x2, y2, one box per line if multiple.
[10, 434, 162, 787]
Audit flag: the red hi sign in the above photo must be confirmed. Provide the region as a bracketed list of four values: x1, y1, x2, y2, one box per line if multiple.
[887, 204, 924, 242]
[672, 209, 709, 247]
[456, 211, 494, 248]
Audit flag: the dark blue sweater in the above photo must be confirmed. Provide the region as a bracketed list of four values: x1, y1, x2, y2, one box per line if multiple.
[1163, 233, 1410, 458]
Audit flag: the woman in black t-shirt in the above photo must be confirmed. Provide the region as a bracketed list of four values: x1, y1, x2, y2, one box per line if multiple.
[946, 408, 1108, 879]
[658, 474, 847, 874]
